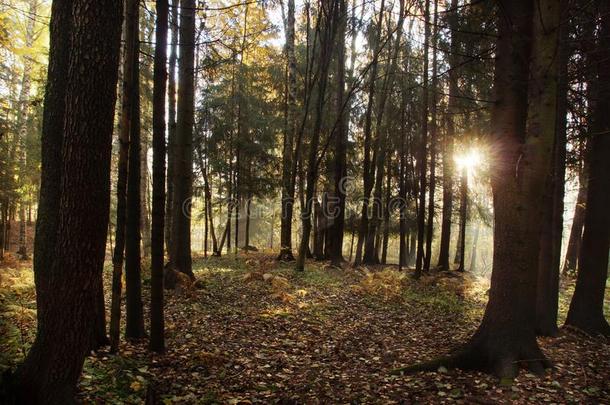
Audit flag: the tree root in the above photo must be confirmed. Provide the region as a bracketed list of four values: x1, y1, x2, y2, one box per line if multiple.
[276, 250, 295, 262]
[391, 339, 552, 379]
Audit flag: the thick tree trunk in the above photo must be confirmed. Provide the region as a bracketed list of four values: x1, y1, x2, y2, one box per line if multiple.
[405, 0, 558, 378]
[168, 0, 195, 285]
[536, 0, 568, 337]
[150, 0, 168, 353]
[13, 0, 122, 401]
[565, 1, 610, 336]
[124, 0, 145, 340]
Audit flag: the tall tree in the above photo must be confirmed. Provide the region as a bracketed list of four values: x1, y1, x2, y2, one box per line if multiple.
[406, 0, 559, 377]
[15, 0, 38, 260]
[165, 0, 179, 253]
[150, 0, 169, 353]
[278, 0, 297, 261]
[168, 0, 196, 285]
[110, 0, 139, 351]
[296, 0, 338, 271]
[536, 0, 569, 337]
[565, 0, 610, 336]
[13, 0, 122, 401]
[424, 0, 438, 272]
[363, 0, 406, 265]
[354, 0, 385, 265]
[329, 0, 347, 267]
[414, 0, 430, 278]
[456, 166, 467, 272]
[124, 0, 145, 339]
[437, 0, 458, 272]
[110, 0, 140, 352]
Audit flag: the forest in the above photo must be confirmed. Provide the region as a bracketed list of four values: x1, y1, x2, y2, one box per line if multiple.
[0, 0, 609, 403]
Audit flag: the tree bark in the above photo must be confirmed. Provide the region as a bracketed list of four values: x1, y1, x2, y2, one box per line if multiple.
[437, 0, 458, 271]
[562, 169, 586, 275]
[110, 0, 139, 353]
[330, 0, 347, 266]
[406, 0, 558, 378]
[296, 0, 338, 271]
[124, 0, 145, 340]
[363, 0, 405, 265]
[165, 0, 179, 254]
[15, 0, 37, 261]
[354, 0, 385, 265]
[14, 0, 122, 401]
[278, 0, 297, 261]
[536, 0, 568, 337]
[565, 0, 610, 336]
[150, 0, 168, 353]
[424, 0, 438, 272]
[456, 167, 467, 272]
[414, 0, 430, 278]
[168, 0, 195, 285]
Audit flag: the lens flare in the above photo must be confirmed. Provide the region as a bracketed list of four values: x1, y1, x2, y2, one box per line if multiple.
[455, 149, 483, 171]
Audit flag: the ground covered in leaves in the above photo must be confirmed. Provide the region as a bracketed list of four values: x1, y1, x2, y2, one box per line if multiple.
[1, 252, 609, 404]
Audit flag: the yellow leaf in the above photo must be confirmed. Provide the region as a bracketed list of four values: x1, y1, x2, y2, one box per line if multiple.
[130, 381, 142, 391]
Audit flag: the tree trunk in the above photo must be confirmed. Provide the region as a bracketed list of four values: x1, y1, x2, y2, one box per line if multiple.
[536, 0, 568, 337]
[456, 167, 467, 272]
[296, 0, 338, 271]
[150, 0, 168, 353]
[354, 0, 385, 265]
[13, 0, 122, 401]
[141, 134, 152, 258]
[424, 0, 438, 272]
[245, 196, 252, 248]
[329, 0, 348, 266]
[110, 0, 140, 352]
[415, 0, 430, 278]
[14, 0, 37, 261]
[381, 156, 391, 265]
[469, 225, 479, 272]
[168, 0, 195, 285]
[562, 169, 586, 275]
[165, 0, 179, 254]
[565, 1, 610, 336]
[437, 0, 458, 272]
[363, 0, 405, 265]
[313, 199, 324, 260]
[458, 0, 557, 375]
[406, 0, 558, 378]
[125, 0, 145, 340]
[278, 0, 297, 261]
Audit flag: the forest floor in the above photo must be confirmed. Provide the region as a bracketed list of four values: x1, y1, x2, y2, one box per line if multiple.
[1, 252, 609, 404]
